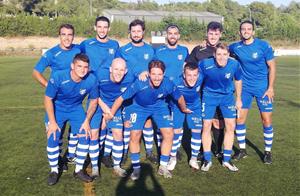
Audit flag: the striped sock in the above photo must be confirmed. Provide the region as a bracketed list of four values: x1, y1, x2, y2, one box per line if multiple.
[204, 151, 212, 162]
[89, 139, 99, 169]
[191, 131, 202, 158]
[156, 130, 162, 148]
[131, 153, 141, 169]
[75, 137, 90, 173]
[47, 134, 60, 173]
[223, 149, 232, 163]
[123, 127, 130, 155]
[99, 128, 107, 150]
[264, 125, 274, 152]
[160, 155, 170, 166]
[170, 133, 180, 157]
[103, 129, 113, 156]
[112, 140, 123, 167]
[176, 129, 184, 150]
[236, 124, 246, 149]
[143, 127, 154, 153]
[67, 133, 78, 158]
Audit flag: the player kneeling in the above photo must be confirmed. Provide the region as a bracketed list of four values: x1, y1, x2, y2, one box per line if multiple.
[199, 44, 242, 172]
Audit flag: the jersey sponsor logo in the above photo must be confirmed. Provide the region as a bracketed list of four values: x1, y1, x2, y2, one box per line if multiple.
[54, 51, 62, 57]
[144, 53, 149, 60]
[199, 47, 207, 52]
[125, 47, 132, 52]
[100, 79, 109, 82]
[79, 88, 87, 95]
[89, 41, 96, 45]
[225, 73, 231, 79]
[236, 45, 242, 49]
[191, 117, 202, 124]
[178, 54, 183, 60]
[157, 93, 164, 98]
[120, 87, 127, 92]
[61, 80, 70, 84]
[177, 85, 185, 88]
[252, 52, 258, 59]
[109, 48, 114, 54]
[163, 114, 172, 121]
[205, 65, 214, 70]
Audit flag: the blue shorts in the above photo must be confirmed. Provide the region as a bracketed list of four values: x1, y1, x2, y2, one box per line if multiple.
[90, 106, 123, 130]
[242, 89, 273, 112]
[172, 105, 202, 130]
[202, 94, 236, 120]
[122, 104, 172, 130]
[44, 106, 86, 135]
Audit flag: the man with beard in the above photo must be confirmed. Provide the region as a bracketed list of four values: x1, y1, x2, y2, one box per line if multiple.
[230, 20, 276, 164]
[154, 24, 189, 169]
[33, 24, 81, 169]
[80, 16, 119, 169]
[116, 19, 157, 164]
[186, 21, 225, 160]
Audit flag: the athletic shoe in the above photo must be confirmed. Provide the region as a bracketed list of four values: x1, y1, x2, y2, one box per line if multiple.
[74, 170, 93, 182]
[157, 165, 172, 179]
[263, 151, 272, 164]
[197, 153, 203, 162]
[222, 161, 239, 172]
[201, 161, 212, 172]
[146, 152, 158, 164]
[189, 158, 199, 170]
[101, 156, 113, 168]
[47, 172, 59, 186]
[67, 157, 76, 165]
[91, 167, 100, 179]
[130, 168, 141, 181]
[167, 156, 177, 171]
[233, 149, 248, 160]
[113, 167, 127, 177]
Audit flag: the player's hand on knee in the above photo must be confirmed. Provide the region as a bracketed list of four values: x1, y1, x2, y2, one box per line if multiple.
[46, 122, 60, 140]
[80, 120, 91, 139]
[182, 108, 193, 114]
[235, 99, 243, 111]
[263, 88, 274, 103]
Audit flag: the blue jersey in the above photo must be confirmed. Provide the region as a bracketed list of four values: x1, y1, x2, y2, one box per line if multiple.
[155, 45, 189, 81]
[229, 38, 274, 90]
[80, 38, 119, 72]
[199, 58, 242, 96]
[45, 70, 99, 112]
[94, 68, 135, 106]
[172, 75, 203, 110]
[116, 42, 154, 76]
[121, 77, 181, 109]
[34, 44, 81, 76]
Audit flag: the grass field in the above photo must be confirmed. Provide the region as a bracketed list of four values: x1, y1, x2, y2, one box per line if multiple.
[0, 56, 299, 196]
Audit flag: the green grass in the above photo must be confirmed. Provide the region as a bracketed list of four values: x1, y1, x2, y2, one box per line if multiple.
[0, 56, 299, 195]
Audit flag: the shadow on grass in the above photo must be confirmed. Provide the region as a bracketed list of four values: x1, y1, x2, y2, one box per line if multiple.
[116, 163, 165, 196]
[246, 139, 264, 161]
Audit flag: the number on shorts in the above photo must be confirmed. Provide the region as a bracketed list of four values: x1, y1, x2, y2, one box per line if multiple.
[130, 113, 137, 123]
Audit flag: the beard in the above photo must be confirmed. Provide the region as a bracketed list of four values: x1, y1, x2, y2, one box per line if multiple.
[131, 36, 143, 44]
[97, 33, 107, 40]
[167, 39, 177, 46]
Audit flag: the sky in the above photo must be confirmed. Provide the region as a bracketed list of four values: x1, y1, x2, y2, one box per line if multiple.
[121, 0, 299, 7]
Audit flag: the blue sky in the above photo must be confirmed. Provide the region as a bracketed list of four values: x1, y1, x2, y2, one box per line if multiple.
[121, 0, 299, 7]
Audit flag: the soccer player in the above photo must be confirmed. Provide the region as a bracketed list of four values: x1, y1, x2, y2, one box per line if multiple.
[33, 24, 81, 166]
[80, 16, 119, 169]
[155, 24, 189, 164]
[168, 63, 203, 171]
[105, 60, 191, 180]
[199, 43, 242, 172]
[89, 58, 134, 178]
[44, 53, 98, 185]
[117, 19, 157, 163]
[186, 21, 225, 159]
[230, 20, 276, 164]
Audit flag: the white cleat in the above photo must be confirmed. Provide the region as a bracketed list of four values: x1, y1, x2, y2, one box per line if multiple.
[201, 161, 212, 172]
[158, 165, 172, 179]
[167, 156, 177, 171]
[113, 166, 127, 177]
[222, 161, 239, 172]
[130, 168, 141, 181]
[189, 158, 200, 170]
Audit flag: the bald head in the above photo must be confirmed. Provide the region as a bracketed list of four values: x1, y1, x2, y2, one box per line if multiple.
[110, 58, 127, 83]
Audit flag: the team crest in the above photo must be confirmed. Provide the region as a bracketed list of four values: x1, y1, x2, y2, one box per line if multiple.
[225, 73, 231, 79]
[252, 52, 258, 59]
[178, 54, 183, 60]
[79, 89, 86, 95]
[144, 53, 149, 60]
[109, 48, 114, 54]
